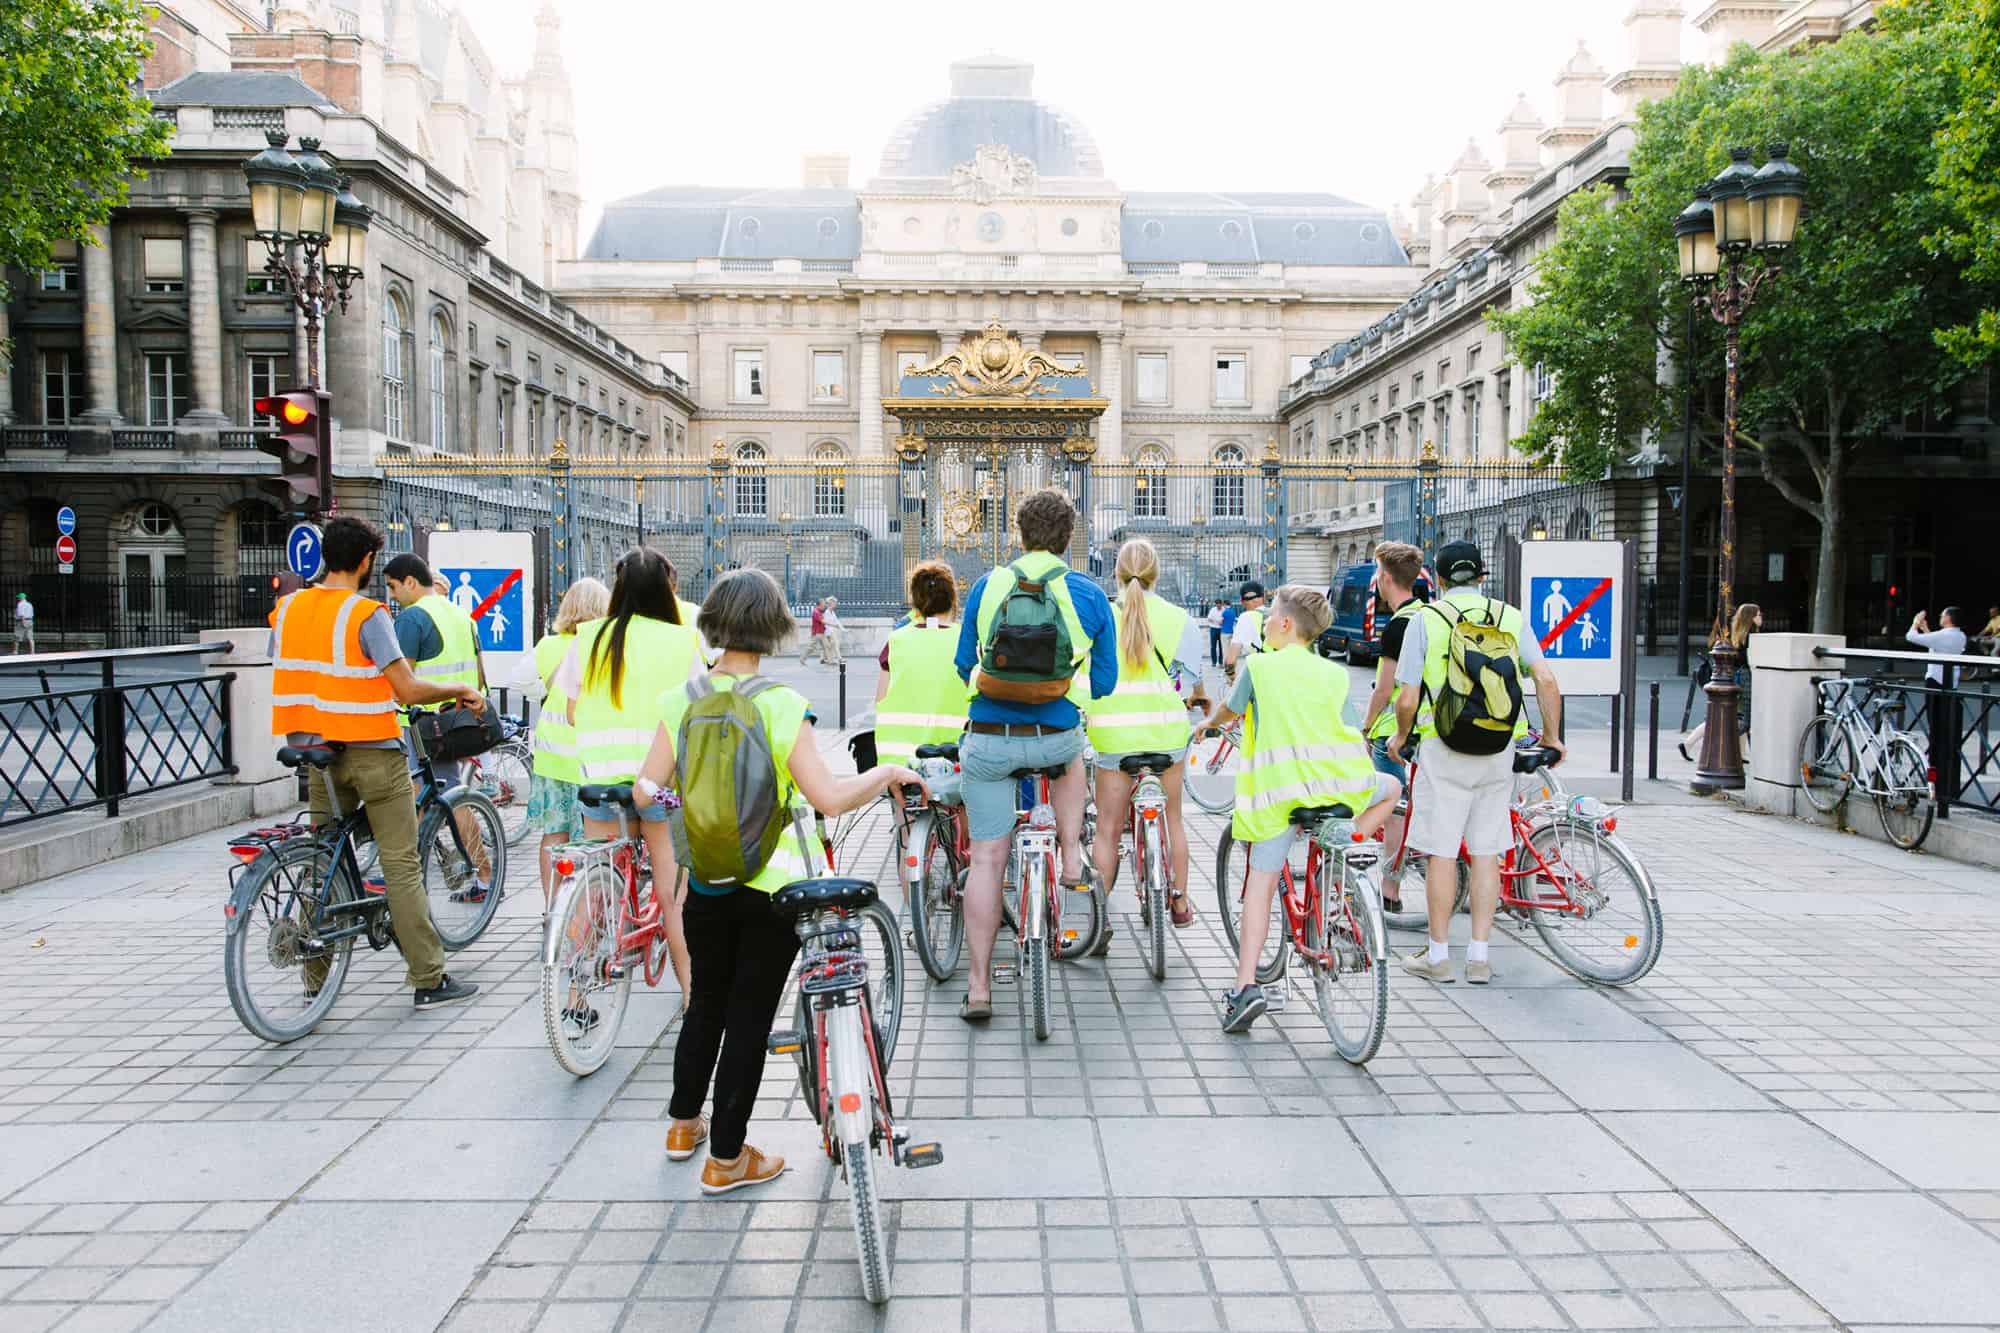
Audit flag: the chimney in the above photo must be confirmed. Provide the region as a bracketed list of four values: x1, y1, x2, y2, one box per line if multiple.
[228, 28, 366, 113]
[1606, 1, 1686, 121]
[802, 154, 851, 189]
[1486, 92, 1546, 211]
[1540, 41, 1606, 162]
[1439, 139, 1492, 256]
[1691, 1, 1786, 62]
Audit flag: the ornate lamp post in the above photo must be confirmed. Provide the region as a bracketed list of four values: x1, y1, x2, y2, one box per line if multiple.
[1675, 144, 1806, 789]
[243, 131, 371, 388]
[778, 509, 795, 606]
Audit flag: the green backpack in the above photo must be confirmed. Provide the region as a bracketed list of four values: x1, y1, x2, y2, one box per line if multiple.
[1424, 598, 1525, 755]
[976, 559, 1079, 704]
[674, 675, 787, 887]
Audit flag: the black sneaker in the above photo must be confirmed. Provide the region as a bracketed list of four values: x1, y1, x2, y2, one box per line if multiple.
[1220, 984, 1267, 1034]
[414, 974, 479, 1008]
[448, 877, 494, 904]
[1090, 926, 1114, 958]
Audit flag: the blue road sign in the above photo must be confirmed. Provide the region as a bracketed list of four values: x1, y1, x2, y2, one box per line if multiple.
[1530, 575, 1613, 660]
[438, 566, 525, 653]
[55, 506, 76, 537]
[286, 523, 324, 580]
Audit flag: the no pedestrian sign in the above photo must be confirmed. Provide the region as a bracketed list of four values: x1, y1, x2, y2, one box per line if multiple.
[439, 566, 525, 653]
[1516, 540, 1625, 696]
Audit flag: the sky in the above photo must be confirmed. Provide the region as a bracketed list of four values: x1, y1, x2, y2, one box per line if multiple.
[467, 0, 1695, 244]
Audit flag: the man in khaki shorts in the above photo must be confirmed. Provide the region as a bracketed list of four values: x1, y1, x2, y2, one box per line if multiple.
[1388, 541, 1564, 984]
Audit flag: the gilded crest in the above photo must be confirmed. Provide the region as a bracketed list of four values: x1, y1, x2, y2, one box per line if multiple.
[904, 320, 1088, 399]
[951, 144, 1037, 204]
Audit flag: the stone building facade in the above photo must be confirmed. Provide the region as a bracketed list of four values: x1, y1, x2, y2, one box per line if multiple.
[0, 1, 694, 615]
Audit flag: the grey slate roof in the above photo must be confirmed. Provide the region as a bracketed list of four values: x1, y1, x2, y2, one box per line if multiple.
[877, 97, 1104, 178]
[149, 71, 338, 109]
[1123, 192, 1408, 266]
[584, 187, 861, 262]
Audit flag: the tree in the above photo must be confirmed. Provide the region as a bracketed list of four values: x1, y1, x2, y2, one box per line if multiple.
[1491, 23, 1985, 634]
[1899, 0, 2000, 363]
[0, 0, 173, 291]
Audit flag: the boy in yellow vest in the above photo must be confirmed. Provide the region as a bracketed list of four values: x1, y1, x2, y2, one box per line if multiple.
[1199, 585, 1400, 1033]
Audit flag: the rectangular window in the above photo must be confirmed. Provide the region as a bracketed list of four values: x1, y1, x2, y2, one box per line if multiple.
[143, 238, 185, 294]
[40, 351, 82, 424]
[247, 353, 288, 425]
[1213, 353, 1247, 404]
[661, 349, 689, 381]
[528, 396, 544, 450]
[733, 349, 765, 402]
[145, 352, 189, 426]
[1530, 361, 1552, 417]
[496, 395, 510, 456]
[1290, 354, 1312, 383]
[895, 350, 929, 381]
[526, 353, 543, 385]
[493, 338, 511, 370]
[1467, 390, 1483, 453]
[1412, 372, 1424, 399]
[41, 240, 79, 292]
[244, 238, 278, 294]
[812, 350, 846, 401]
[1437, 398, 1451, 451]
[1388, 385, 1400, 409]
[1466, 345, 1481, 372]
[1135, 352, 1169, 405]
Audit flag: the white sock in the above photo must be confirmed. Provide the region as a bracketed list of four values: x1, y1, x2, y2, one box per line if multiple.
[1427, 939, 1450, 964]
[1466, 939, 1490, 963]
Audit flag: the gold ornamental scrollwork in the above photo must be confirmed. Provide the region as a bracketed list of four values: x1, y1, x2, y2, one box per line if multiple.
[710, 436, 728, 461]
[938, 491, 982, 551]
[1060, 434, 1097, 463]
[906, 320, 1089, 399]
[893, 432, 929, 462]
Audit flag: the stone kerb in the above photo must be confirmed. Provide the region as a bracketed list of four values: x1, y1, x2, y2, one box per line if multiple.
[1745, 631, 1844, 816]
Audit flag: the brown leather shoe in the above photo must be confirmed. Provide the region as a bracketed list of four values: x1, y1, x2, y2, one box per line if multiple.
[701, 1144, 787, 1195]
[664, 1115, 708, 1162]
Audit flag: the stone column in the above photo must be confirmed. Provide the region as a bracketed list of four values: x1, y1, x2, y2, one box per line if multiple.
[1098, 331, 1122, 460]
[0, 300, 14, 425]
[182, 210, 230, 426]
[1745, 633, 1844, 816]
[80, 223, 122, 424]
[859, 331, 883, 455]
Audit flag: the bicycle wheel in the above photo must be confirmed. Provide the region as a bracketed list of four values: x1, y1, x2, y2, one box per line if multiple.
[846, 1144, 891, 1303]
[790, 991, 821, 1118]
[1523, 820, 1663, 986]
[1310, 858, 1388, 1065]
[225, 836, 358, 1043]
[1134, 817, 1168, 981]
[1214, 835, 1287, 986]
[1026, 860, 1053, 1041]
[481, 743, 536, 849]
[1798, 715, 1855, 815]
[422, 788, 507, 950]
[541, 861, 632, 1076]
[1054, 866, 1106, 961]
[857, 900, 905, 1067]
[906, 817, 965, 983]
[1876, 734, 1936, 850]
[1379, 844, 1471, 933]
[1184, 731, 1241, 813]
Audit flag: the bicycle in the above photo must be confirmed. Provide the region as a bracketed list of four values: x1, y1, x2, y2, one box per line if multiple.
[541, 783, 677, 1076]
[352, 727, 510, 927]
[466, 712, 535, 851]
[1114, 750, 1180, 981]
[766, 876, 937, 1305]
[1380, 744, 1662, 986]
[896, 743, 969, 983]
[1003, 760, 1106, 1041]
[1184, 720, 1244, 814]
[1213, 802, 1390, 1064]
[223, 742, 504, 1043]
[1798, 677, 1936, 850]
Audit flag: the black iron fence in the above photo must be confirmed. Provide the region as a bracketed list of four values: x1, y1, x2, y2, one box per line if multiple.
[1812, 647, 2000, 822]
[0, 643, 237, 828]
[0, 575, 281, 652]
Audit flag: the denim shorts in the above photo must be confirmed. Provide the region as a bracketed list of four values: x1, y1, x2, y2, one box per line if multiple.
[960, 727, 1084, 842]
[579, 790, 671, 826]
[1369, 736, 1409, 780]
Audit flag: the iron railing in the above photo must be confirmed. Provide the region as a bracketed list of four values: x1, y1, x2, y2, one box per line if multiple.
[0, 575, 281, 651]
[1812, 646, 2000, 822]
[0, 643, 236, 827]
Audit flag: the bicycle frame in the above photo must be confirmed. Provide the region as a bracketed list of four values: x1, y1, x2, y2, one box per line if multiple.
[1127, 770, 1169, 901]
[794, 913, 896, 1155]
[1011, 773, 1060, 950]
[548, 805, 668, 988]
[225, 784, 380, 951]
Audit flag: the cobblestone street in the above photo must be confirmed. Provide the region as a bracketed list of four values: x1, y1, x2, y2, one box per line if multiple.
[2, 747, 1998, 1332]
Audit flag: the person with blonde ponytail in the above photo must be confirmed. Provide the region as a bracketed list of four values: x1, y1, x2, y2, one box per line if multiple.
[1087, 539, 1201, 931]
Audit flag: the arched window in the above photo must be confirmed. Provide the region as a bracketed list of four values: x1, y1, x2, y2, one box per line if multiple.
[812, 442, 847, 517]
[1212, 443, 1246, 519]
[382, 290, 409, 440]
[1566, 507, 1592, 540]
[734, 441, 767, 516]
[1133, 443, 1168, 519]
[429, 311, 453, 451]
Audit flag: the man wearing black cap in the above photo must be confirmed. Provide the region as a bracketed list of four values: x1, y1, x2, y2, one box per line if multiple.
[1388, 540, 1564, 985]
[1222, 581, 1267, 682]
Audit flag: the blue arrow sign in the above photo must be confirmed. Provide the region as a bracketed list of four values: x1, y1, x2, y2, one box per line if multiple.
[286, 523, 324, 580]
[55, 506, 76, 537]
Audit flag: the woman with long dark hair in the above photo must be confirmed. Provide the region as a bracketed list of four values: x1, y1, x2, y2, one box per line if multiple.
[552, 547, 702, 1002]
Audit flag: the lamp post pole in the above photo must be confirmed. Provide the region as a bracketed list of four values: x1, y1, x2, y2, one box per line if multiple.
[1677, 299, 1696, 677]
[779, 510, 794, 607]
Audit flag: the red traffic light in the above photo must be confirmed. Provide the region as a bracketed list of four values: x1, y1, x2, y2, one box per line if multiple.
[255, 387, 332, 514]
[282, 400, 310, 426]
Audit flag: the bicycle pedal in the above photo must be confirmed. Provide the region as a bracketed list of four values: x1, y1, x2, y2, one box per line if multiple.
[766, 1029, 804, 1056]
[1263, 988, 1289, 1013]
[992, 964, 1017, 985]
[899, 1141, 944, 1169]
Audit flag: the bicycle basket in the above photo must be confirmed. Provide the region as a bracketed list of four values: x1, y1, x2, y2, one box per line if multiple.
[413, 700, 504, 763]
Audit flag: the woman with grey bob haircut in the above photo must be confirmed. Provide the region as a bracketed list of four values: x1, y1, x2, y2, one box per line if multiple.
[699, 569, 798, 657]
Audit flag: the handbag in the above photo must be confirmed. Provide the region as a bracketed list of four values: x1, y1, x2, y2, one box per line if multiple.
[414, 700, 504, 763]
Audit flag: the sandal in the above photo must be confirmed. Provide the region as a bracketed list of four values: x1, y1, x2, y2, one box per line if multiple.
[958, 995, 993, 1023]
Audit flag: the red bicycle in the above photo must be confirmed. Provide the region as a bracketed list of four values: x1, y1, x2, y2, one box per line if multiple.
[1215, 803, 1390, 1064]
[1379, 745, 1663, 986]
[540, 783, 675, 1076]
[1004, 761, 1105, 1041]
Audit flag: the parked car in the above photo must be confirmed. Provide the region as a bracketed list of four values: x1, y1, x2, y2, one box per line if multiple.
[1321, 561, 1435, 665]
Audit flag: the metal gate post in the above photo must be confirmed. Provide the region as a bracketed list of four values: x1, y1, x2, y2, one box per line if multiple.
[1261, 439, 1286, 588]
[705, 439, 730, 588]
[1068, 448, 1092, 574]
[896, 435, 926, 570]
[1418, 441, 1441, 570]
[549, 439, 573, 592]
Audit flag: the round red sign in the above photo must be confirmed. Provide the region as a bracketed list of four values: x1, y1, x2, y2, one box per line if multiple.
[55, 534, 76, 564]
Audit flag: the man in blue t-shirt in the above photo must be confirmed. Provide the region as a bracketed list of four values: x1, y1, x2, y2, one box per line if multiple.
[951, 489, 1118, 1021]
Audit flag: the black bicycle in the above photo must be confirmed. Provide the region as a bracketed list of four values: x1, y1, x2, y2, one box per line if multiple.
[223, 740, 505, 1043]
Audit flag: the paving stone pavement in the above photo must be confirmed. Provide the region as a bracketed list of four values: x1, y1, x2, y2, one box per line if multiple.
[3, 735, 1999, 1332]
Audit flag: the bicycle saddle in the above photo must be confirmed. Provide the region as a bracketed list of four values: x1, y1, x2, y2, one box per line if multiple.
[914, 742, 960, 762]
[1118, 752, 1176, 776]
[1289, 803, 1355, 827]
[276, 744, 344, 769]
[577, 783, 637, 807]
[771, 876, 878, 917]
[1007, 763, 1068, 781]
[1512, 749, 1559, 775]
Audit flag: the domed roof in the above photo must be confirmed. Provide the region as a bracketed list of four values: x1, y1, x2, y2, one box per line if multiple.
[877, 56, 1106, 180]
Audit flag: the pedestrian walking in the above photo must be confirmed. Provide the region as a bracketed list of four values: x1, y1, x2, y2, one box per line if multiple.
[1205, 600, 1224, 666]
[13, 593, 34, 654]
[1680, 603, 1760, 760]
[820, 596, 845, 665]
[800, 598, 828, 665]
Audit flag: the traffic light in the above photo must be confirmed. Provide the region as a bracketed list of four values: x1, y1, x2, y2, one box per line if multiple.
[254, 387, 332, 513]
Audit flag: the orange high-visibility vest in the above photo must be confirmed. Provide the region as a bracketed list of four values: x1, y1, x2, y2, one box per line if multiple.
[269, 588, 401, 743]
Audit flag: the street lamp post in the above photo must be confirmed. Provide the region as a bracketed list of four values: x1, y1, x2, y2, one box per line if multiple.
[779, 509, 795, 607]
[243, 131, 372, 389]
[1674, 143, 1806, 790]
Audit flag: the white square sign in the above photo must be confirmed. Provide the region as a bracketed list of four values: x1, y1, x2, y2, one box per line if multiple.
[1516, 539, 1625, 696]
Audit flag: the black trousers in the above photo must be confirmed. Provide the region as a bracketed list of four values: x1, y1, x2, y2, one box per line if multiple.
[1208, 628, 1223, 665]
[669, 886, 800, 1159]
